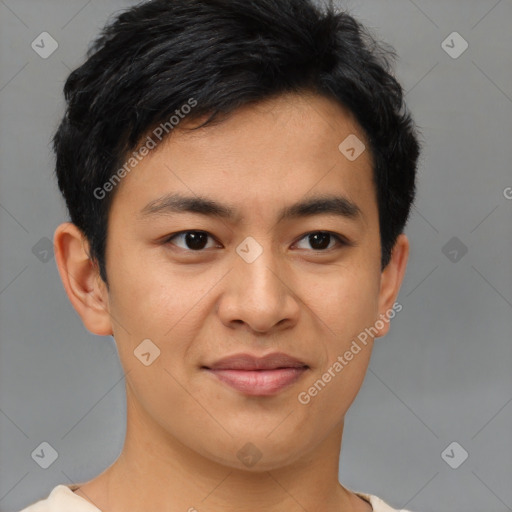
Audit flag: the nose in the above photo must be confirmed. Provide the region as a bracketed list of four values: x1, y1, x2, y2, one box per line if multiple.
[216, 239, 300, 335]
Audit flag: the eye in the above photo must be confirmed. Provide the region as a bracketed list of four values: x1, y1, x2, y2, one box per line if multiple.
[164, 230, 219, 251]
[163, 230, 349, 253]
[294, 231, 348, 251]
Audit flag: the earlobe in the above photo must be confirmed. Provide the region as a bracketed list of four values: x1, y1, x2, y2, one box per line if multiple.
[53, 222, 113, 336]
[374, 233, 409, 338]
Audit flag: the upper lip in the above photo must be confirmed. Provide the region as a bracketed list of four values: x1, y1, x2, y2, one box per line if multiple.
[203, 352, 309, 371]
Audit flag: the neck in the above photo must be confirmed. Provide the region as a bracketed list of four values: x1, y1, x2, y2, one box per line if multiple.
[74, 385, 370, 512]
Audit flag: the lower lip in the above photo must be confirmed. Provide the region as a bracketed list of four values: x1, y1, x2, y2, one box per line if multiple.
[205, 367, 308, 396]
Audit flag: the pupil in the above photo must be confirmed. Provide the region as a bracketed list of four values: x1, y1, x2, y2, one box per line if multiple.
[309, 232, 330, 250]
[186, 232, 207, 250]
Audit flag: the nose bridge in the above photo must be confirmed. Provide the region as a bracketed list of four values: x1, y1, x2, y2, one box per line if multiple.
[219, 234, 298, 332]
[234, 235, 283, 301]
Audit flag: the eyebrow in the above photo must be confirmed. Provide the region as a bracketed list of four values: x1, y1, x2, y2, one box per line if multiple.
[139, 192, 363, 224]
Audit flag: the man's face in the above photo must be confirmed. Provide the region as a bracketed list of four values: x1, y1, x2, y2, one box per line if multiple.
[99, 93, 395, 469]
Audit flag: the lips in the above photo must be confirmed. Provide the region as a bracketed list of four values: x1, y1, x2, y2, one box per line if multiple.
[203, 352, 308, 371]
[202, 352, 309, 396]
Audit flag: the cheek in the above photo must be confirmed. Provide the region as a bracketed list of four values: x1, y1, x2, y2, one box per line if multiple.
[106, 253, 217, 371]
[299, 274, 377, 415]
[106, 242, 183, 331]
[302, 266, 379, 404]
[308, 266, 380, 339]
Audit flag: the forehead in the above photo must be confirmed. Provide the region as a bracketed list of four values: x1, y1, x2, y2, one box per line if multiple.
[109, 92, 377, 227]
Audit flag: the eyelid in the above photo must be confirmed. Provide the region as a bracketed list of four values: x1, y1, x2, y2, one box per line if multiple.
[163, 230, 350, 251]
[292, 231, 350, 250]
[163, 230, 220, 249]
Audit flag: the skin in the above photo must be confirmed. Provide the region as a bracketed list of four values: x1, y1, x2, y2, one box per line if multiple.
[54, 92, 409, 512]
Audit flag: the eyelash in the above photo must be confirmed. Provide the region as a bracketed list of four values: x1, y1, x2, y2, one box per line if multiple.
[162, 230, 350, 252]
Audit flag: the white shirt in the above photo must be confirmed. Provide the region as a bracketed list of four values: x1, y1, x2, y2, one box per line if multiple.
[19, 484, 413, 511]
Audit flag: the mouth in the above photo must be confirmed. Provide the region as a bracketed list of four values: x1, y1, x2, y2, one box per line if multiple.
[201, 352, 309, 396]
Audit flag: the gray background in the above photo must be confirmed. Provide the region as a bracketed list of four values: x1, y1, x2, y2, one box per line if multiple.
[1, 0, 511, 511]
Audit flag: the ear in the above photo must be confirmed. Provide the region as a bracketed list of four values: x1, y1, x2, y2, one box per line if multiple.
[374, 233, 409, 338]
[53, 222, 113, 336]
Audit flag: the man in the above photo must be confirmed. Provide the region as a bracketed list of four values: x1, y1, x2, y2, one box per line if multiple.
[21, 0, 421, 510]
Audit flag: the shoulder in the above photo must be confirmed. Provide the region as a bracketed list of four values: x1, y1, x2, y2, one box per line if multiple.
[18, 485, 101, 512]
[354, 491, 415, 512]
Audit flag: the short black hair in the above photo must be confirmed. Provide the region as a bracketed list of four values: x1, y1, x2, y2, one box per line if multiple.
[54, 0, 421, 285]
